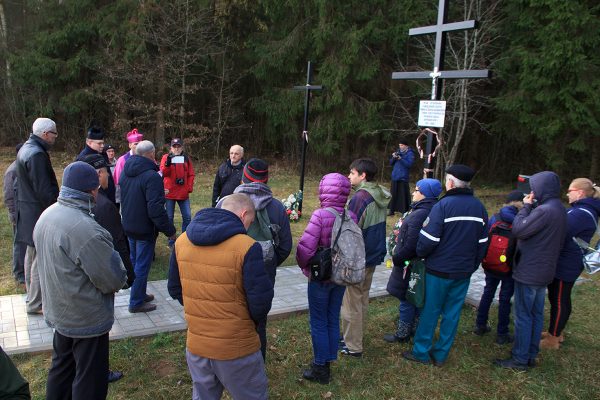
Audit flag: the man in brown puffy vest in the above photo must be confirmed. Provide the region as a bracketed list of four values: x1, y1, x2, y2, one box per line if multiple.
[168, 193, 273, 399]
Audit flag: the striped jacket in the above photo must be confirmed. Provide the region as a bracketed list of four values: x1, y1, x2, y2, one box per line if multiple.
[416, 187, 488, 279]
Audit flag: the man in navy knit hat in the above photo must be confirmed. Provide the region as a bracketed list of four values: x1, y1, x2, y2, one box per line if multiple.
[35, 161, 127, 400]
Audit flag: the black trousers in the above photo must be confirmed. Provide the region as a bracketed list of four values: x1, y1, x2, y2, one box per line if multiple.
[46, 331, 109, 400]
[547, 278, 575, 336]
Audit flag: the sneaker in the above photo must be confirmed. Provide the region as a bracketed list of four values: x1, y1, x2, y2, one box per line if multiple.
[340, 347, 362, 358]
[383, 333, 411, 343]
[128, 303, 157, 313]
[473, 324, 491, 336]
[338, 338, 346, 350]
[495, 334, 514, 345]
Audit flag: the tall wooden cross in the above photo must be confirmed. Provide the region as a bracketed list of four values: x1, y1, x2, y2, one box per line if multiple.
[392, 0, 490, 177]
[293, 61, 323, 215]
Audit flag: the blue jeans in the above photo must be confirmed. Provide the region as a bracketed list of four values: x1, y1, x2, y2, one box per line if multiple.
[511, 281, 546, 364]
[165, 198, 192, 235]
[476, 273, 514, 336]
[308, 281, 346, 365]
[412, 273, 470, 363]
[128, 238, 156, 308]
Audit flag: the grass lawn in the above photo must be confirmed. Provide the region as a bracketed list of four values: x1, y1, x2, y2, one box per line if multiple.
[1, 149, 598, 399]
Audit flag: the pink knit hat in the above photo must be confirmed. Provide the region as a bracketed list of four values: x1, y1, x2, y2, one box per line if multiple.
[126, 128, 143, 143]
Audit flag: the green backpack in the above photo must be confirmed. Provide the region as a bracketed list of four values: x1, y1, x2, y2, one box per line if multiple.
[246, 208, 280, 266]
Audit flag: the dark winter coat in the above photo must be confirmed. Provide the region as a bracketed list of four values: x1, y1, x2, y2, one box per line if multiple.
[387, 197, 437, 299]
[119, 155, 175, 241]
[555, 197, 600, 282]
[212, 159, 245, 206]
[93, 192, 135, 288]
[3, 160, 17, 225]
[296, 173, 357, 277]
[512, 171, 567, 286]
[15, 134, 59, 246]
[390, 148, 415, 182]
[76, 145, 116, 204]
[416, 187, 489, 279]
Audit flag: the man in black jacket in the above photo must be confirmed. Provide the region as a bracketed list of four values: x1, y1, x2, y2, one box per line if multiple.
[15, 118, 59, 314]
[120, 140, 176, 313]
[76, 126, 117, 205]
[212, 145, 245, 207]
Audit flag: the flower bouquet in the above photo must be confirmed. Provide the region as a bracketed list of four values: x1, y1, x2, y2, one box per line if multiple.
[282, 190, 303, 222]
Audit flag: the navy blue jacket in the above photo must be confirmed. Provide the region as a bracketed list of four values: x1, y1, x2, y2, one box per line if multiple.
[555, 197, 600, 282]
[417, 188, 488, 279]
[387, 197, 437, 299]
[512, 171, 567, 286]
[167, 208, 273, 324]
[390, 148, 415, 181]
[119, 155, 175, 240]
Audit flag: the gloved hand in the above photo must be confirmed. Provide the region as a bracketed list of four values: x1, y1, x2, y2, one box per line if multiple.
[165, 154, 173, 167]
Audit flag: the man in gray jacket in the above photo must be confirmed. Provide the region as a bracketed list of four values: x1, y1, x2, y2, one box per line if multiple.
[35, 161, 127, 400]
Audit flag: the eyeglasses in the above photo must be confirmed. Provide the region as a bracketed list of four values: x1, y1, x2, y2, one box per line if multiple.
[46, 131, 58, 136]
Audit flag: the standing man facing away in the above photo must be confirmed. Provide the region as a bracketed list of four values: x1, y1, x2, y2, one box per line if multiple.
[168, 193, 273, 400]
[403, 165, 488, 366]
[35, 161, 127, 400]
[495, 171, 567, 370]
[388, 139, 415, 216]
[340, 158, 390, 357]
[160, 138, 195, 246]
[3, 143, 25, 284]
[120, 140, 176, 313]
[212, 145, 245, 207]
[15, 117, 59, 315]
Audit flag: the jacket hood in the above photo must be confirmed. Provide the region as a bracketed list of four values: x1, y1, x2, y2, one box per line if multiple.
[319, 173, 351, 208]
[498, 205, 519, 224]
[573, 197, 600, 216]
[530, 171, 561, 204]
[57, 186, 95, 217]
[124, 155, 158, 178]
[358, 181, 391, 208]
[186, 208, 246, 246]
[233, 182, 272, 210]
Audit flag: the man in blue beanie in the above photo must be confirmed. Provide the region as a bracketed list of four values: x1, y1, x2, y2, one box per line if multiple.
[35, 161, 127, 400]
[403, 165, 488, 366]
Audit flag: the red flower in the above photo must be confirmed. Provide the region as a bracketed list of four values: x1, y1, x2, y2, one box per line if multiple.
[286, 209, 292, 215]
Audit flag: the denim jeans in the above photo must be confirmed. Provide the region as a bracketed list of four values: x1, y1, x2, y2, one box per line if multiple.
[165, 198, 192, 235]
[308, 281, 346, 365]
[511, 281, 546, 364]
[128, 238, 156, 308]
[476, 273, 515, 336]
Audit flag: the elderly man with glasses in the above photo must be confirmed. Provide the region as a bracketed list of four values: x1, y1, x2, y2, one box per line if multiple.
[15, 117, 60, 315]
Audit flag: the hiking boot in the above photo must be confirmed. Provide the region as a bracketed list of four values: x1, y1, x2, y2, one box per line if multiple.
[473, 324, 491, 336]
[383, 333, 411, 343]
[128, 303, 157, 313]
[340, 347, 362, 358]
[302, 362, 330, 384]
[495, 334, 514, 345]
[144, 293, 155, 302]
[540, 334, 561, 350]
[541, 331, 564, 343]
[494, 358, 528, 371]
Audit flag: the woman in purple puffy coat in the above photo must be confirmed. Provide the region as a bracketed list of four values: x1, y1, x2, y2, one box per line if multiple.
[296, 173, 357, 385]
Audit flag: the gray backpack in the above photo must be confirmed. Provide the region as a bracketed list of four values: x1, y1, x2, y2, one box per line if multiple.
[324, 208, 366, 286]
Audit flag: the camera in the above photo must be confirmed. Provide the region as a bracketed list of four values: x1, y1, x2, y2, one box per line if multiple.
[175, 178, 185, 185]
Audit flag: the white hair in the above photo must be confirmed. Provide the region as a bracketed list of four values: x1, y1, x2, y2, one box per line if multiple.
[32, 118, 56, 137]
[230, 145, 244, 155]
[446, 174, 470, 189]
[135, 140, 155, 157]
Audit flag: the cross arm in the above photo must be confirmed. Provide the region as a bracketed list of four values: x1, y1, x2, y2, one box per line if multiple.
[293, 85, 324, 91]
[392, 69, 490, 80]
[409, 20, 477, 36]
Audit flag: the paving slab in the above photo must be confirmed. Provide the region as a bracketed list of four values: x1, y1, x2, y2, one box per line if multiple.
[3, 264, 576, 355]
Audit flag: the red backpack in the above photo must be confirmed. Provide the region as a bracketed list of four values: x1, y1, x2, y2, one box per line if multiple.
[482, 220, 513, 275]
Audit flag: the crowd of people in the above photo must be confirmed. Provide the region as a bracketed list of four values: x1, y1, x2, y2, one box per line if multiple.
[1, 117, 599, 400]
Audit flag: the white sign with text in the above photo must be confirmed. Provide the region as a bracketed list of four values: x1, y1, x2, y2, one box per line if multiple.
[418, 100, 447, 128]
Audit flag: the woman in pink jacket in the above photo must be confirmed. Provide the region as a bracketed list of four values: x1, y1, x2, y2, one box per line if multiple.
[296, 173, 357, 385]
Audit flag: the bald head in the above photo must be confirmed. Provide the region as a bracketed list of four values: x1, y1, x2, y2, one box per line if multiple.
[135, 140, 155, 160]
[222, 193, 255, 230]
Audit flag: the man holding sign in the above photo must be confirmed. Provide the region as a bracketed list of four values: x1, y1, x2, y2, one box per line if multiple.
[160, 138, 195, 246]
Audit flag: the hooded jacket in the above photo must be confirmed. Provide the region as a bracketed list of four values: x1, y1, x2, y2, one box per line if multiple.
[348, 181, 391, 267]
[15, 134, 59, 246]
[387, 197, 438, 299]
[167, 207, 273, 360]
[417, 187, 489, 279]
[34, 186, 127, 338]
[296, 173, 357, 277]
[120, 155, 176, 240]
[555, 196, 600, 282]
[512, 171, 567, 286]
[212, 159, 245, 206]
